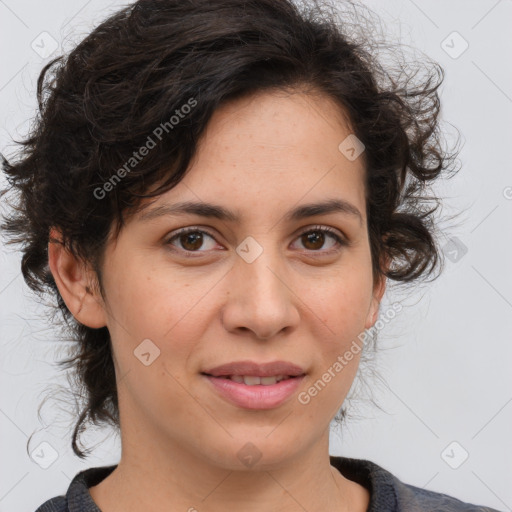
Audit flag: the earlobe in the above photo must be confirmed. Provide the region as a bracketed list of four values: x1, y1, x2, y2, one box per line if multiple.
[48, 227, 107, 329]
[364, 279, 386, 330]
[364, 256, 388, 330]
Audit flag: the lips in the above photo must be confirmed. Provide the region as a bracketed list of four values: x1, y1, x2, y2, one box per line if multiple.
[202, 360, 306, 378]
[201, 360, 307, 409]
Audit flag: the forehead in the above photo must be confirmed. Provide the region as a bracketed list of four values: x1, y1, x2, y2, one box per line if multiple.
[136, 89, 367, 225]
[198, 88, 357, 161]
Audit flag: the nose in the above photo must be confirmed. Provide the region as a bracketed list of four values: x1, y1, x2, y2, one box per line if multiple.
[220, 243, 300, 340]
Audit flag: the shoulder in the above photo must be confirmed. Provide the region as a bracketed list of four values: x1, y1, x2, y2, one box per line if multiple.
[392, 476, 501, 511]
[33, 464, 117, 512]
[330, 455, 501, 512]
[34, 496, 67, 512]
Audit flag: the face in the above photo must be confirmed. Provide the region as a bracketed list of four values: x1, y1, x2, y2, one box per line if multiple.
[62, 89, 385, 470]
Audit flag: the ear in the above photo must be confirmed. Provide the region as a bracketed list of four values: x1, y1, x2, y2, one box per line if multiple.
[48, 227, 107, 329]
[364, 254, 388, 330]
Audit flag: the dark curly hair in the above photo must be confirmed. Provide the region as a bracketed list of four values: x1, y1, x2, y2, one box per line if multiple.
[0, 0, 460, 458]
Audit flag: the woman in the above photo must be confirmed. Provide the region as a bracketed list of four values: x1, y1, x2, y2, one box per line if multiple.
[0, 0, 501, 510]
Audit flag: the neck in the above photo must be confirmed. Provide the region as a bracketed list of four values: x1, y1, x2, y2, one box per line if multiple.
[89, 423, 366, 512]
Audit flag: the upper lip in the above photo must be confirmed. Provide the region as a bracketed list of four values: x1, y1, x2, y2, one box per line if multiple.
[202, 360, 306, 377]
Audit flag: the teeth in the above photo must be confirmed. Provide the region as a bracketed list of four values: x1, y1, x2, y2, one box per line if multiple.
[243, 376, 261, 386]
[227, 375, 289, 385]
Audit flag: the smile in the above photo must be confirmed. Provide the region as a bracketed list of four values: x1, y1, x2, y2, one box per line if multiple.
[203, 374, 305, 410]
[217, 375, 293, 385]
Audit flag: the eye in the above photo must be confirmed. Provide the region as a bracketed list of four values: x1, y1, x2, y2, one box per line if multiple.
[291, 225, 347, 253]
[165, 227, 220, 256]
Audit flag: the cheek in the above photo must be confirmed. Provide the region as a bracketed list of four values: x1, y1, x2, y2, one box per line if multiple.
[104, 256, 197, 336]
[299, 265, 372, 406]
[297, 350, 361, 425]
[305, 268, 373, 338]
[104, 268, 199, 415]
[104, 264, 214, 387]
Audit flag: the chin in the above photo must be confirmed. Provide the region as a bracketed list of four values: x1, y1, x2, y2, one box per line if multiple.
[200, 432, 306, 472]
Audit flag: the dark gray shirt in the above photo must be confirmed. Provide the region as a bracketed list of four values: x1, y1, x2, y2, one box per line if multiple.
[34, 456, 502, 511]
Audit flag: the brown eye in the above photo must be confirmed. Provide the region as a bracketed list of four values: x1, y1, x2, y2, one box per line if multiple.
[293, 226, 347, 252]
[179, 231, 204, 251]
[301, 231, 326, 250]
[166, 228, 218, 254]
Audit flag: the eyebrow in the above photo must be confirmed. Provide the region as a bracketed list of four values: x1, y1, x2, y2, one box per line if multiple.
[138, 198, 363, 226]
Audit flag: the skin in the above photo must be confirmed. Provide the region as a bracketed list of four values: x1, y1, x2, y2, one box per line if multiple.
[49, 89, 386, 511]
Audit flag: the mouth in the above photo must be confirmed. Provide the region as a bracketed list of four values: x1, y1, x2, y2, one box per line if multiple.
[201, 374, 300, 385]
[201, 361, 306, 410]
[202, 373, 306, 410]
[202, 360, 306, 378]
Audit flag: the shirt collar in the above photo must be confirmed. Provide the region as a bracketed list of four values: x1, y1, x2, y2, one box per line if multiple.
[65, 457, 398, 512]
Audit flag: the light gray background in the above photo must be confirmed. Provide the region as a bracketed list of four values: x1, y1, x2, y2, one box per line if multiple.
[0, 0, 511, 510]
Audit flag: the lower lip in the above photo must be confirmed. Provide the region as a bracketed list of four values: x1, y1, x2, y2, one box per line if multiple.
[203, 375, 305, 410]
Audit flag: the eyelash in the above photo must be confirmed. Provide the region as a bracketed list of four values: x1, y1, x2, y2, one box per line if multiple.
[165, 225, 348, 257]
